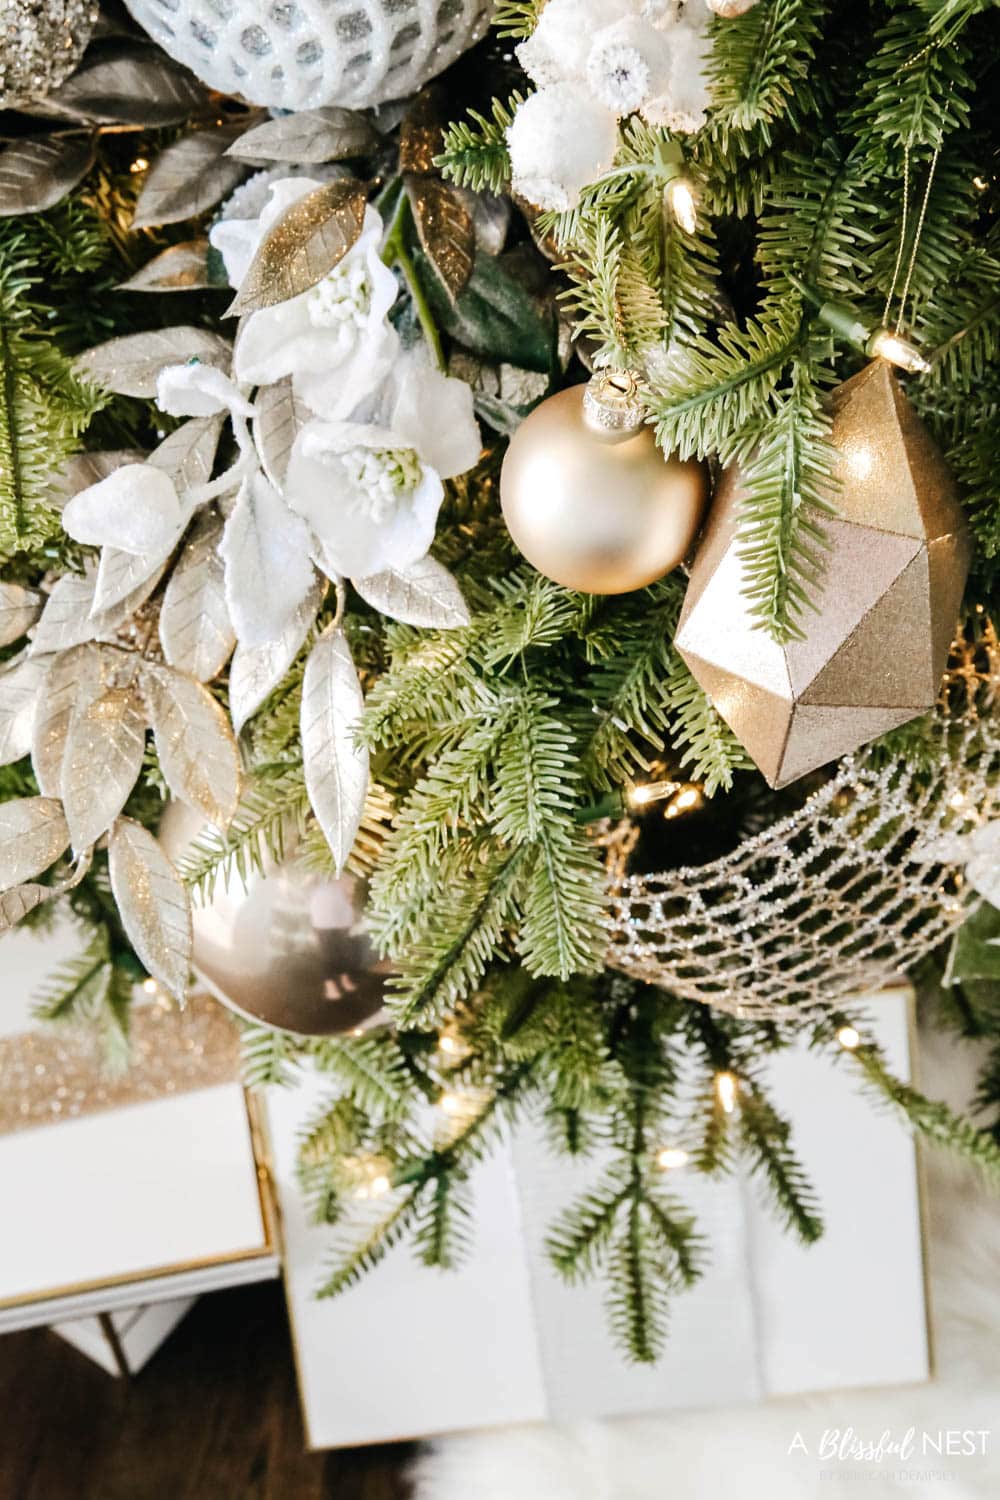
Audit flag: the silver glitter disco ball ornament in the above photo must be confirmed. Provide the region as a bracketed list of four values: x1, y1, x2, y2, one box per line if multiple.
[0, 1, 98, 105]
[160, 802, 392, 1038]
[124, 0, 493, 110]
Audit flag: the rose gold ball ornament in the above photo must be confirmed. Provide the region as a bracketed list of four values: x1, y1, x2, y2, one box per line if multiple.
[500, 372, 709, 594]
[160, 802, 392, 1038]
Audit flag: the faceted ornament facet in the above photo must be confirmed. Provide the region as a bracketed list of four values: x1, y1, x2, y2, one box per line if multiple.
[675, 362, 971, 788]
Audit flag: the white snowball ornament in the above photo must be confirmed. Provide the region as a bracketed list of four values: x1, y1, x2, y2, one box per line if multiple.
[586, 15, 671, 114]
[515, 0, 630, 85]
[123, 0, 491, 110]
[506, 81, 618, 212]
[705, 0, 758, 15]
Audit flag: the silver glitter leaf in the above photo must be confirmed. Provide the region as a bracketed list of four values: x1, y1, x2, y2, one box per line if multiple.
[47, 45, 209, 127]
[353, 556, 471, 629]
[0, 796, 70, 889]
[132, 126, 248, 229]
[0, 583, 42, 647]
[148, 414, 224, 493]
[118, 239, 214, 292]
[0, 652, 50, 765]
[160, 511, 235, 682]
[94, 540, 177, 617]
[47, 449, 145, 510]
[301, 627, 369, 875]
[254, 377, 308, 491]
[62, 684, 147, 852]
[229, 576, 325, 733]
[407, 175, 475, 303]
[30, 572, 98, 656]
[0, 135, 95, 218]
[454, 188, 511, 257]
[32, 644, 104, 798]
[108, 818, 192, 1000]
[0, 883, 49, 934]
[90, 560, 170, 640]
[76, 329, 232, 398]
[229, 178, 368, 316]
[143, 664, 241, 830]
[227, 109, 377, 164]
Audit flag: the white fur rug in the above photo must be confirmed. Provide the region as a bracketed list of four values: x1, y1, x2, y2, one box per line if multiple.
[411, 1027, 1000, 1499]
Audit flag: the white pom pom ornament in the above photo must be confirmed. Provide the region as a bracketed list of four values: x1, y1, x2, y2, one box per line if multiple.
[124, 0, 491, 110]
[506, 81, 618, 211]
[586, 15, 670, 113]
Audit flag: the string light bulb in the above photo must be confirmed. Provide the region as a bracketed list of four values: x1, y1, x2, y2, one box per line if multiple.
[142, 977, 159, 995]
[836, 1025, 861, 1051]
[715, 1071, 738, 1114]
[656, 1146, 690, 1171]
[866, 327, 931, 375]
[665, 176, 697, 234]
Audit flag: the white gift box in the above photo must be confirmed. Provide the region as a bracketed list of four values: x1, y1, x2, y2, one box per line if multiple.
[0, 915, 280, 1340]
[52, 1299, 197, 1376]
[265, 986, 928, 1449]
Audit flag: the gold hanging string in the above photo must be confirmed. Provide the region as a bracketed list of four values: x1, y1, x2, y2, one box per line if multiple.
[895, 144, 941, 333]
[882, 143, 911, 328]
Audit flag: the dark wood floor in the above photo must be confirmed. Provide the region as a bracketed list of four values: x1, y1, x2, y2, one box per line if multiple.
[0, 1282, 415, 1500]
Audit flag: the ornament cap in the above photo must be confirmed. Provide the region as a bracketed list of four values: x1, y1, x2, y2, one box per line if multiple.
[581, 370, 645, 441]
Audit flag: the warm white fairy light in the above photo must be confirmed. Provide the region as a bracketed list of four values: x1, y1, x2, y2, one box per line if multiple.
[656, 1146, 690, 1170]
[628, 778, 681, 808]
[439, 1033, 460, 1055]
[867, 328, 931, 375]
[665, 175, 698, 234]
[716, 1071, 737, 1113]
[142, 977, 159, 995]
[347, 1155, 394, 1201]
[836, 1025, 861, 1051]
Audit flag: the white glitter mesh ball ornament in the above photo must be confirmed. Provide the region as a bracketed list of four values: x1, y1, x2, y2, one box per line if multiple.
[124, 0, 493, 110]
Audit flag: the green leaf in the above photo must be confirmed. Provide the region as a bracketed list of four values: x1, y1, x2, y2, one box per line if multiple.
[412, 247, 555, 373]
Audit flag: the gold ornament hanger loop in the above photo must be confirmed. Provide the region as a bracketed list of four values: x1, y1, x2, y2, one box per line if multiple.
[582, 370, 645, 437]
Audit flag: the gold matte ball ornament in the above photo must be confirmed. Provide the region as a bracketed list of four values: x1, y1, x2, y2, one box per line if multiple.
[499, 372, 709, 594]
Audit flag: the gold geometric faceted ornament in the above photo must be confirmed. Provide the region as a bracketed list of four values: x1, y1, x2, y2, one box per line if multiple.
[676, 361, 972, 787]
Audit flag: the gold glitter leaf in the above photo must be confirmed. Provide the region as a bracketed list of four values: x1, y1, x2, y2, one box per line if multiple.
[0, 652, 50, 766]
[118, 239, 214, 292]
[301, 626, 369, 875]
[227, 108, 377, 165]
[228, 179, 369, 316]
[76, 328, 232, 399]
[132, 127, 247, 230]
[0, 135, 95, 218]
[353, 555, 470, 629]
[0, 797, 70, 890]
[254, 376, 309, 491]
[229, 576, 326, 734]
[143, 663, 241, 830]
[62, 684, 147, 853]
[109, 818, 192, 1000]
[0, 883, 50, 934]
[399, 88, 444, 176]
[160, 511, 236, 683]
[29, 572, 98, 657]
[0, 583, 42, 648]
[406, 175, 475, 302]
[32, 644, 103, 798]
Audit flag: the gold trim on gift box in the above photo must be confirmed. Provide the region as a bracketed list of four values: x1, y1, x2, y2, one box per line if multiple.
[0, 995, 280, 1315]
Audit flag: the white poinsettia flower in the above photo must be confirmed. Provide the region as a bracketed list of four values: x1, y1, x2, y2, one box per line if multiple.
[210, 178, 399, 419]
[157, 362, 255, 420]
[62, 464, 186, 556]
[284, 356, 481, 580]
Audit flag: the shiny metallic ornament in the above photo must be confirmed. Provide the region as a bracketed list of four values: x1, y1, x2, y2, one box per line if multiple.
[676, 361, 971, 788]
[500, 373, 709, 595]
[0, 1, 97, 105]
[124, 0, 492, 111]
[160, 802, 391, 1038]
